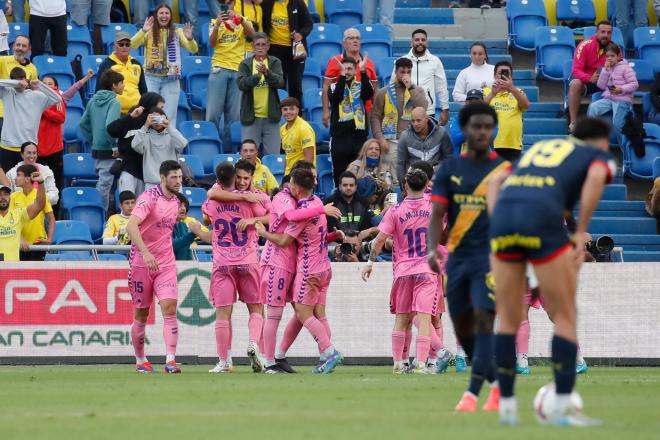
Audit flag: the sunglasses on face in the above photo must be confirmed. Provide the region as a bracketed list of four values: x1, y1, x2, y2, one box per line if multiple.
[116, 41, 131, 47]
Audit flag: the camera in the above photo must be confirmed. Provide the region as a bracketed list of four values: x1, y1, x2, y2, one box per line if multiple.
[339, 242, 355, 255]
[585, 235, 614, 262]
[152, 115, 165, 125]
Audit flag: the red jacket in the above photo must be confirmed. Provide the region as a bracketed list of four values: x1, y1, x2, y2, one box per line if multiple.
[38, 88, 66, 157]
[572, 36, 607, 83]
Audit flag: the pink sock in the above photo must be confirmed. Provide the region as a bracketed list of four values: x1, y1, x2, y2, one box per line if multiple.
[131, 320, 146, 359]
[277, 315, 303, 356]
[248, 313, 264, 344]
[319, 317, 331, 339]
[162, 315, 178, 357]
[516, 320, 530, 354]
[403, 328, 413, 359]
[413, 317, 442, 357]
[303, 316, 331, 353]
[416, 335, 431, 365]
[264, 306, 283, 361]
[215, 319, 230, 360]
[392, 330, 405, 362]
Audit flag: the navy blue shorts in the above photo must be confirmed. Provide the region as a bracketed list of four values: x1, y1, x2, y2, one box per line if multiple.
[445, 254, 494, 316]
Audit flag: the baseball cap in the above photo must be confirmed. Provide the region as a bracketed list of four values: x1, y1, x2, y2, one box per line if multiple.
[0, 185, 11, 194]
[466, 89, 484, 101]
[115, 32, 131, 43]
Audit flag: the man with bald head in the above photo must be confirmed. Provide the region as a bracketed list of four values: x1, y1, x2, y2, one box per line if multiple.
[396, 106, 452, 185]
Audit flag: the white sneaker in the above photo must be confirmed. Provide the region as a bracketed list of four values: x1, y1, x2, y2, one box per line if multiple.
[247, 341, 264, 373]
[209, 360, 232, 373]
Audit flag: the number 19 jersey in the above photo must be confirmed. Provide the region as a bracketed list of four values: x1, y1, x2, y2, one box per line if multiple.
[378, 196, 434, 279]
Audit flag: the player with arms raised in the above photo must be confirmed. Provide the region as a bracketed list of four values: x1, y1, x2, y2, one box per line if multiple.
[488, 117, 614, 426]
[126, 160, 183, 374]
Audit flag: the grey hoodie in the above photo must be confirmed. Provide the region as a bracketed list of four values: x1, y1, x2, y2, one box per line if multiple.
[131, 126, 187, 185]
[396, 117, 453, 184]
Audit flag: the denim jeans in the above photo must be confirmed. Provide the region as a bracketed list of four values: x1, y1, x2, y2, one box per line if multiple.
[95, 158, 115, 211]
[133, 0, 173, 26]
[587, 99, 632, 142]
[362, 0, 395, 31]
[182, 0, 222, 29]
[205, 68, 240, 151]
[615, 0, 648, 47]
[145, 74, 181, 129]
[2, 0, 25, 22]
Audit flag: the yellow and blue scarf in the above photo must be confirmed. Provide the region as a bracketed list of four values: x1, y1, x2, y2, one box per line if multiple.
[382, 82, 412, 139]
[337, 79, 366, 130]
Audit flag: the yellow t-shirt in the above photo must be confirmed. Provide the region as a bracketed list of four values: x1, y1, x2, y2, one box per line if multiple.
[0, 56, 38, 118]
[183, 216, 209, 245]
[269, 1, 292, 46]
[0, 207, 30, 261]
[254, 159, 279, 195]
[252, 57, 269, 119]
[484, 87, 525, 151]
[103, 213, 131, 243]
[107, 53, 144, 114]
[235, 0, 263, 52]
[210, 19, 247, 71]
[10, 189, 52, 245]
[281, 116, 316, 175]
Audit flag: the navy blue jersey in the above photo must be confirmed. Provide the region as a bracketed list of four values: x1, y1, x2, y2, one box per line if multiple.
[431, 152, 510, 257]
[497, 138, 614, 213]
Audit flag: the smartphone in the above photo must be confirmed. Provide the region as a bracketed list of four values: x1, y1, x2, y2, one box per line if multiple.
[219, 2, 228, 13]
[386, 192, 398, 206]
[607, 85, 616, 90]
[501, 69, 510, 79]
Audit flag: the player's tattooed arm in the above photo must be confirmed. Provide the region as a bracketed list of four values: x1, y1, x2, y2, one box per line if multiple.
[361, 231, 389, 281]
[255, 222, 295, 247]
[486, 167, 512, 215]
[427, 201, 448, 274]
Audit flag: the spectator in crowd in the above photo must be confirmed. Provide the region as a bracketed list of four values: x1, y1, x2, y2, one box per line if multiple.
[39, 70, 95, 190]
[650, 71, 660, 125]
[172, 195, 207, 261]
[80, 70, 124, 211]
[322, 27, 379, 127]
[237, 32, 284, 156]
[452, 42, 494, 104]
[206, 3, 256, 149]
[346, 138, 395, 192]
[238, 138, 279, 195]
[236, 0, 263, 54]
[0, 3, 8, 55]
[11, 163, 54, 260]
[5, 142, 58, 205]
[261, 0, 313, 104]
[97, 32, 148, 115]
[396, 107, 453, 184]
[615, 0, 647, 47]
[71, 0, 112, 54]
[568, 21, 613, 133]
[133, 0, 172, 27]
[0, 168, 45, 262]
[180, 0, 221, 31]
[397, 29, 450, 125]
[370, 57, 428, 177]
[28, 0, 67, 58]
[280, 96, 315, 175]
[587, 43, 638, 143]
[131, 107, 187, 189]
[0, 67, 61, 170]
[448, 88, 499, 155]
[483, 61, 529, 161]
[328, 56, 374, 186]
[107, 92, 165, 197]
[363, 0, 395, 31]
[131, 4, 198, 129]
[0, 35, 38, 136]
[102, 190, 135, 245]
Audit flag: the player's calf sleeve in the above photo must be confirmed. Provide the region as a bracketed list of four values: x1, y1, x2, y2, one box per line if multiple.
[494, 334, 517, 398]
[391, 330, 406, 362]
[215, 320, 231, 360]
[468, 333, 494, 396]
[131, 320, 146, 359]
[551, 335, 578, 395]
[303, 316, 332, 353]
[403, 328, 413, 359]
[248, 313, 264, 344]
[277, 315, 303, 357]
[516, 320, 530, 354]
[415, 335, 431, 365]
[264, 307, 283, 361]
[318, 317, 331, 340]
[162, 315, 178, 356]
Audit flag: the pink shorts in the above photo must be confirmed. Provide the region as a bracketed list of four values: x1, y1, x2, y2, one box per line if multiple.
[129, 265, 178, 308]
[523, 289, 545, 309]
[390, 272, 440, 315]
[210, 264, 261, 307]
[293, 269, 332, 306]
[260, 265, 295, 307]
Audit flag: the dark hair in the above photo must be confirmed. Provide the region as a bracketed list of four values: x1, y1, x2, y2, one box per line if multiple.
[16, 163, 37, 177]
[405, 168, 428, 192]
[13, 34, 29, 45]
[596, 20, 613, 30]
[395, 57, 413, 70]
[240, 139, 258, 150]
[20, 141, 37, 153]
[159, 159, 181, 176]
[409, 160, 434, 181]
[572, 117, 611, 142]
[151, 3, 175, 46]
[178, 194, 190, 211]
[215, 161, 236, 187]
[470, 41, 489, 63]
[412, 28, 427, 38]
[42, 75, 58, 87]
[605, 43, 620, 55]
[281, 174, 291, 185]
[339, 171, 357, 185]
[119, 190, 136, 204]
[494, 61, 513, 73]
[235, 158, 256, 175]
[149, 106, 166, 116]
[291, 160, 315, 171]
[9, 67, 26, 80]
[342, 57, 358, 66]
[100, 70, 124, 91]
[458, 102, 498, 129]
[290, 168, 315, 191]
[280, 96, 300, 109]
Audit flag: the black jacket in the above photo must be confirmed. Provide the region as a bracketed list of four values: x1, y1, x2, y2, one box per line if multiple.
[324, 191, 373, 234]
[328, 71, 374, 138]
[261, 0, 313, 49]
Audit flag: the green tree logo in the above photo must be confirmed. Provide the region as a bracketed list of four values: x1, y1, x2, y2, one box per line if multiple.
[176, 268, 215, 326]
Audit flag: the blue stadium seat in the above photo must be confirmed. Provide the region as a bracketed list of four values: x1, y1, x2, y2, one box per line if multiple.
[63, 153, 97, 185]
[376, 56, 398, 85]
[562, 59, 573, 109]
[587, 217, 656, 235]
[229, 121, 242, 153]
[654, 157, 660, 180]
[324, 0, 363, 30]
[316, 154, 334, 199]
[622, 251, 660, 262]
[634, 27, 660, 63]
[624, 123, 660, 180]
[177, 91, 192, 129]
[278, 88, 289, 102]
[54, 220, 94, 245]
[307, 121, 329, 153]
[198, 18, 212, 56]
[179, 120, 219, 141]
[582, 25, 625, 48]
[601, 184, 627, 200]
[556, 0, 596, 23]
[45, 252, 93, 261]
[182, 187, 207, 222]
[100, 23, 139, 55]
[354, 24, 392, 63]
[523, 118, 567, 135]
[64, 106, 85, 146]
[303, 88, 323, 122]
[188, 141, 223, 174]
[507, 0, 548, 51]
[262, 154, 286, 184]
[196, 251, 213, 262]
[179, 154, 206, 180]
[8, 22, 28, 47]
[97, 253, 128, 261]
[33, 56, 76, 90]
[393, 8, 453, 24]
[525, 102, 564, 119]
[182, 56, 211, 110]
[212, 154, 241, 171]
[81, 55, 106, 98]
[60, 187, 106, 239]
[535, 26, 575, 80]
[303, 57, 323, 90]
[66, 23, 93, 59]
[627, 59, 655, 84]
[307, 24, 343, 62]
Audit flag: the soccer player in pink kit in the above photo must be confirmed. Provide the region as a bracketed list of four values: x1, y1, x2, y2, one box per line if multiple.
[126, 160, 183, 374]
[361, 168, 440, 374]
[256, 167, 344, 374]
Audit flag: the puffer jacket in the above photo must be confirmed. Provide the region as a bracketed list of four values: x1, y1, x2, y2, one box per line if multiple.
[597, 59, 639, 103]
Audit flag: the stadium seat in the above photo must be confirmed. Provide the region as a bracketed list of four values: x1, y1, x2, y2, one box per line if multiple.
[182, 187, 207, 222]
[33, 56, 76, 90]
[60, 187, 106, 240]
[376, 56, 398, 85]
[54, 220, 94, 245]
[622, 251, 660, 262]
[8, 22, 28, 47]
[196, 251, 213, 262]
[535, 26, 575, 80]
[316, 154, 334, 199]
[624, 123, 660, 180]
[654, 157, 660, 180]
[354, 24, 392, 63]
[81, 55, 106, 98]
[507, 0, 548, 51]
[278, 88, 289, 102]
[627, 59, 655, 84]
[229, 121, 242, 153]
[97, 254, 128, 261]
[523, 118, 567, 135]
[179, 121, 223, 163]
[303, 57, 323, 90]
[303, 88, 323, 122]
[66, 24, 93, 59]
[582, 25, 625, 48]
[308, 121, 330, 149]
[393, 8, 454, 25]
[181, 56, 211, 110]
[262, 154, 286, 184]
[212, 154, 241, 171]
[634, 27, 660, 65]
[64, 106, 85, 146]
[324, 0, 363, 30]
[45, 252, 93, 261]
[63, 153, 97, 185]
[555, 0, 596, 24]
[198, 18, 212, 56]
[177, 91, 192, 129]
[587, 217, 656, 235]
[100, 23, 139, 55]
[179, 154, 206, 180]
[601, 184, 627, 200]
[307, 24, 343, 62]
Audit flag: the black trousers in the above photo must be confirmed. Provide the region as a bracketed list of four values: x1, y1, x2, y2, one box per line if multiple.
[495, 147, 522, 162]
[29, 14, 68, 58]
[330, 130, 367, 187]
[20, 250, 46, 261]
[39, 150, 64, 192]
[0, 147, 22, 171]
[269, 44, 304, 105]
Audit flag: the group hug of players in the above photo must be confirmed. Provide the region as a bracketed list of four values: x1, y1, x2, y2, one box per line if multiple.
[125, 102, 614, 427]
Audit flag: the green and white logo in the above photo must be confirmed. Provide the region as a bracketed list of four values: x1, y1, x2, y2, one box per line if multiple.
[176, 268, 215, 327]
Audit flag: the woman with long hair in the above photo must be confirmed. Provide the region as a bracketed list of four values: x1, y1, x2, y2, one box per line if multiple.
[452, 42, 494, 104]
[346, 138, 395, 192]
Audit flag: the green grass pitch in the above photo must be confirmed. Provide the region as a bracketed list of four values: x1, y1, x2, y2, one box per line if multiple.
[2, 366, 659, 439]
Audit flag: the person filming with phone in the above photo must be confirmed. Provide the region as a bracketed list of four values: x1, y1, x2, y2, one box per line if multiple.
[483, 61, 529, 162]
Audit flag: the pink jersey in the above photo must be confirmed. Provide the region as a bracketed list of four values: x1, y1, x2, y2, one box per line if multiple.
[130, 186, 180, 268]
[260, 188, 298, 271]
[202, 189, 270, 266]
[378, 196, 433, 278]
[284, 195, 330, 275]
